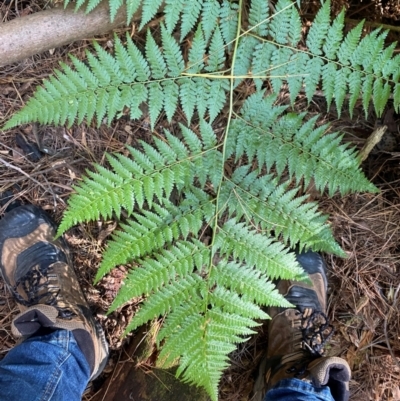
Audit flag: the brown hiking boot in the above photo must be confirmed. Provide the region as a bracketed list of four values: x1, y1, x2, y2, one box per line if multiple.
[0, 205, 108, 380]
[253, 251, 351, 401]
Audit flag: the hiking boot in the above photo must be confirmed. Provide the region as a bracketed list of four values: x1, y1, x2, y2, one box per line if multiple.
[0, 205, 108, 380]
[253, 251, 351, 401]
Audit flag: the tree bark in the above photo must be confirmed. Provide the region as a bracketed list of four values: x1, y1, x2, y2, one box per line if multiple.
[0, 2, 134, 67]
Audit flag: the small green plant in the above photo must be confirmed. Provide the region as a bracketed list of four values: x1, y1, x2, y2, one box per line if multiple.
[4, 0, 398, 398]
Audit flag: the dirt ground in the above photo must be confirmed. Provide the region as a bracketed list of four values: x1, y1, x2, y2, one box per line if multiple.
[1, 1, 400, 400]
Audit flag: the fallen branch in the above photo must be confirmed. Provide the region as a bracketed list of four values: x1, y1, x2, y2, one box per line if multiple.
[0, 2, 134, 67]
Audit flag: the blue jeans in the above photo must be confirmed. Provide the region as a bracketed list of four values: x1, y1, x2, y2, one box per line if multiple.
[0, 329, 90, 401]
[266, 378, 335, 401]
[0, 330, 335, 401]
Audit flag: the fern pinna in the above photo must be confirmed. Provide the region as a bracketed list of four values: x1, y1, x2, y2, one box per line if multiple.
[2, 0, 391, 398]
[4, 0, 400, 131]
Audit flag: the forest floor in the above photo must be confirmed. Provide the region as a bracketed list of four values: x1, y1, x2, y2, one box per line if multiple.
[1, 0, 400, 400]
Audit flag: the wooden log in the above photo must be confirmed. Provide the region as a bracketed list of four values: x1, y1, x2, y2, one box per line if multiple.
[0, 2, 135, 67]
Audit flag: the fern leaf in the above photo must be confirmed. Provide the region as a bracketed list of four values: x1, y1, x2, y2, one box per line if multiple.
[210, 261, 292, 307]
[207, 79, 229, 122]
[288, 7, 302, 47]
[125, 35, 151, 81]
[225, 175, 343, 254]
[219, 1, 239, 51]
[306, 0, 331, 55]
[373, 42, 397, 78]
[148, 83, 164, 129]
[85, 0, 102, 14]
[140, 0, 164, 29]
[126, 0, 141, 24]
[108, 0, 123, 22]
[195, 78, 210, 118]
[201, 0, 221, 41]
[334, 67, 350, 117]
[179, 78, 197, 123]
[162, 80, 179, 122]
[209, 287, 269, 320]
[270, 47, 293, 93]
[287, 52, 309, 104]
[230, 92, 377, 196]
[187, 25, 207, 73]
[248, 0, 269, 37]
[180, 0, 203, 41]
[322, 8, 345, 59]
[351, 29, 384, 72]
[373, 78, 391, 117]
[362, 74, 374, 116]
[97, 203, 207, 281]
[216, 220, 305, 280]
[145, 30, 167, 79]
[113, 36, 137, 83]
[206, 26, 225, 72]
[5, 3, 391, 399]
[161, 24, 185, 77]
[337, 20, 364, 65]
[156, 300, 201, 346]
[269, 0, 294, 45]
[304, 57, 323, 103]
[234, 36, 259, 87]
[58, 122, 220, 236]
[348, 70, 362, 117]
[127, 84, 148, 120]
[322, 62, 337, 109]
[251, 42, 275, 90]
[164, 0, 185, 32]
[383, 53, 400, 81]
[111, 240, 210, 306]
[122, 274, 204, 327]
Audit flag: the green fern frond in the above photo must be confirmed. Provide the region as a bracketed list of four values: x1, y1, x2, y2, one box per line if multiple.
[215, 220, 305, 280]
[180, 0, 203, 41]
[57, 125, 218, 235]
[140, 0, 164, 29]
[109, 239, 210, 307]
[4, 1, 389, 399]
[187, 25, 207, 73]
[240, 0, 400, 117]
[248, 0, 269, 37]
[219, 1, 239, 51]
[209, 261, 292, 307]
[201, 0, 221, 41]
[306, 0, 330, 55]
[164, 0, 185, 33]
[49, 86, 376, 399]
[229, 92, 377, 195]
[222, 172, 343, 255]
[206, 26, 225, 73]
[269, 0, 294, 45]
[3, 29, 231, 130]
[233, 36, 259, 87]
[96, 199, 210, 281]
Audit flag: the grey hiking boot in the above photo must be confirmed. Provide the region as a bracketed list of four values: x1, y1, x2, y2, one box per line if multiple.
[253, 251, 351, 401]
[0, 205, 108, 380]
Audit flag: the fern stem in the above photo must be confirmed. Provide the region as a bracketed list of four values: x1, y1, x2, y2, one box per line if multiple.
[206, 0, 244, 291]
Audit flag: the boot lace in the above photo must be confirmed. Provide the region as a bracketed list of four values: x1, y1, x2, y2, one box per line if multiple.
[286, 310, 334, 376]
[11, 263, 76, 319]
[302, 310, 333, 356]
